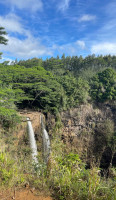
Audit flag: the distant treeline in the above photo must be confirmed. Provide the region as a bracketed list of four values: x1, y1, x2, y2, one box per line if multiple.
[0, 54, 116, 127]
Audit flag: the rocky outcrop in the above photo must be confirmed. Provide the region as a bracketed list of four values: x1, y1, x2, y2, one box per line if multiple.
[47, 103, 116, 170]
[61, 104, 115, 137]
[16, 105, 115, 172]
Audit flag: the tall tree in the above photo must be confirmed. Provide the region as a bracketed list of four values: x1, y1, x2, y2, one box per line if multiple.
[0, 27, 8, 45]
[0, 27, 8, 58]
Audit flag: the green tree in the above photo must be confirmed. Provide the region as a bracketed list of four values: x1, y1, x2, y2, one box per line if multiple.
[90, 68, 116, 102]
[0, 27, 8, 59]
[0, 27, 8, 45]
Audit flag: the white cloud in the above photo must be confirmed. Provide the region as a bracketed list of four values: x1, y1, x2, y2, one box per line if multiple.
[0, 35, 52, 58]
[58, 0, 71, 11]
[75, 40, 86, 49]
[0, 0, 43, 12]
[0, 13, 52, 58]
[0, 14, 27, 34]
[91, 42, 116, 55]
[78, 14, 96, 22]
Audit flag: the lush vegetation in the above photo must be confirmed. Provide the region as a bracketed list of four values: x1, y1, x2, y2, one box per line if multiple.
[0, 55, 116, 121]
[0, 55, 115, 199]
[0, 133, 115, 200]
[90, 68, 116, 102]
[0, 27, 115, 125]
[0, 27, 116, 199]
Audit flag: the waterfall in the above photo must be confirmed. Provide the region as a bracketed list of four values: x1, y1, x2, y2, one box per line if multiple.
[27, 118, 38, 164]
[41, 115, 51, 163]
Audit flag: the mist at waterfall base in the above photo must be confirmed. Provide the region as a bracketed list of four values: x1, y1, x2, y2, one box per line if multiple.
[27, 118, 38, 165]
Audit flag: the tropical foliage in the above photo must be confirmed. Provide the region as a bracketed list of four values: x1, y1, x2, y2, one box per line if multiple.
[0, 27, 116, 199]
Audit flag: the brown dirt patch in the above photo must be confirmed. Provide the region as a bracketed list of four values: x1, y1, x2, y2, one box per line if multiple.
[0, 188, 53, 200]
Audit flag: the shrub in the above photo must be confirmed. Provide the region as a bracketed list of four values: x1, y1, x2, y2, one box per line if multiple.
[0, 107, 20, 128]
[47, 137, 116, 200]
[90, 68, 116, 102]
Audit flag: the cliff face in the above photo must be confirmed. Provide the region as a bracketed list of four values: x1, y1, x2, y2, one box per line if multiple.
[47, 103, 116, 169]
[61, 104, 116, 137]
[14, 106, 116, 170]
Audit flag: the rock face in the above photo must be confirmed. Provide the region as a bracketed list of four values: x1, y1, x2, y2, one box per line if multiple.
[47, 103, 116, 169]
[61, 104, 115, 138]
[16, 105, 115, 172]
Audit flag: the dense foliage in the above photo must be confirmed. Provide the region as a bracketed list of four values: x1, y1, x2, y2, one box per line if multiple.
[0, 27, 116, 200]
[90, 68, 116, 102]
[0, 54, 116, 127]
[0, 131, 116, 200]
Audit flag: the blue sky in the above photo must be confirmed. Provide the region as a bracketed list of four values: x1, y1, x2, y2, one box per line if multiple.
[0, 0, 116, 61]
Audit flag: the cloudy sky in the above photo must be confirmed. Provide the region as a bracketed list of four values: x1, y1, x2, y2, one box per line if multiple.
[0, 0, 116, 61]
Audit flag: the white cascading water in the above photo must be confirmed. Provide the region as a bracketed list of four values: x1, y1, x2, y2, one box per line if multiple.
[27, 117, 38, 164]
[40, 115, 51, 163]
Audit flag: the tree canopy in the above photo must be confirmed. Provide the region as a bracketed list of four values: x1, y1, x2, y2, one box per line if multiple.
[0, 45, 116, 127]
[90, 68, 116, 102]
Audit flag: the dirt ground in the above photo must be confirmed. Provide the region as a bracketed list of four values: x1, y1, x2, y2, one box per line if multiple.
[0, 188, 53, 200]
